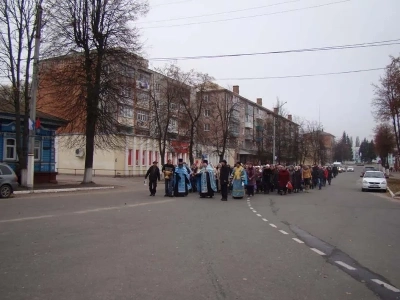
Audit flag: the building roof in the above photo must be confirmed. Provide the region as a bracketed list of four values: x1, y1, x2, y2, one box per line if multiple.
[0, 100, 68, 126]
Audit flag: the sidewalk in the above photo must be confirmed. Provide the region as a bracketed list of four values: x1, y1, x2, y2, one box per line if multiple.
[56, 174, 145, 187]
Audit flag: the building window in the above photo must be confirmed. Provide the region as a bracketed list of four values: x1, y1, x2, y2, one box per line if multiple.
[149, 151, 152, 165]
[204, 109, 210, 117]
[142, 150, 146, 166]
[170, 103, 177, 110]
[119, 106, 133, 118]
[135, 149, 139, 166]
[203, 95, 209, 102]
[4, 138, 16, 160]
[204, 124, 210, 131]
[155, 83, 161, 91]
[128, 149, 133, 166]
[34, 140, 41, 161]
[137, 111, 149, 122]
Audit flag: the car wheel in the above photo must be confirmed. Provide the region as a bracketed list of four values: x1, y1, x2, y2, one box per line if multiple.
[361, 188, 366, 192]
[0, 184, 12, 198]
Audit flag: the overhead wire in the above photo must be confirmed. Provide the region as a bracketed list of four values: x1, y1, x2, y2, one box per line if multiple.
[149, 38, 400, 61]
[141, 0, 351, 29]
[139, 0, 301, 24]
[151, 0, 193, 8]
[216, 67, 386, 81]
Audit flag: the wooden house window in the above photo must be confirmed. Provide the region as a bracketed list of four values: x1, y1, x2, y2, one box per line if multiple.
[34, 140, 41, 161]
[4, 138, 16, 160]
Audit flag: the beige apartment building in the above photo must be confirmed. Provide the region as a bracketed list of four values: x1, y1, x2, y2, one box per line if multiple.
[200, 84, 298, 165]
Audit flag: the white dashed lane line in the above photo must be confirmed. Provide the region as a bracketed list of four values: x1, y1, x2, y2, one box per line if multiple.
[256, 214, 262, 217]
[246, 200, 400, 296]
[335, 261, 356, 271]
[292, 238, 304, 244]
[371, 279, 400, 293]
[310, 248, 326, 256]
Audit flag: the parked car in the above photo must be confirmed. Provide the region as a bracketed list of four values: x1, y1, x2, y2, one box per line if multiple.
[0, 163, 18, 198]
[347, 166, 354, 172]
[361, 171, 387, 192]
[360, 166, 377, 177]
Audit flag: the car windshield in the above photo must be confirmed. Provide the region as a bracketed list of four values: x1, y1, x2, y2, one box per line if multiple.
[364, 171, 384, 178]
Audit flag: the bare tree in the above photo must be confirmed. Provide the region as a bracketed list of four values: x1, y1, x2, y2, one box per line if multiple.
[43, 0, 148, 183]
[204, 90, 242, 162]
[372, 56, 400, 154]
[374, 123, 396, 168]
[147, 67, 183, 166]
[0, 0, 40, 185]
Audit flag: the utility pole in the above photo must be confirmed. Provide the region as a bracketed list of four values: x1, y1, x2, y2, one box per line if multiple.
[27, 4, 43, 189]
[272, 101, 287, 165]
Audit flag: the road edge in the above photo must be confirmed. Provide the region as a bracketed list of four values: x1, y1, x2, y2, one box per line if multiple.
[14, 186, 115, 195]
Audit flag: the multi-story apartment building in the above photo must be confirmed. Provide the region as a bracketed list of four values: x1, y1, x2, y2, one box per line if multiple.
[199, 84, 298, 165]
[37, 50, 298, 175]
[38, 51, 194, 176]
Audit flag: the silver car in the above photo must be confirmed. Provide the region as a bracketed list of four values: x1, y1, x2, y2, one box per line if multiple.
[0, 163, 19, 198]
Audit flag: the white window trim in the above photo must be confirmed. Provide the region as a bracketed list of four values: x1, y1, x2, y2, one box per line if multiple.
[204, 124, 210, 131]
[34, 140, 41, 161]
[204, 109, 210, 117]
[137, 111, 149, 122]
[3, 138, 17, 161]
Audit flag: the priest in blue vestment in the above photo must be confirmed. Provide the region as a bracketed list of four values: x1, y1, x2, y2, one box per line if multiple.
[196, 160, 217, 198]
[173, 159, 191, 197]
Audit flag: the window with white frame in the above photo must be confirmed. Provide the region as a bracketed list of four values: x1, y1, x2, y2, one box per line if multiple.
[170, 102, 177, 110]
[203, 95, 209, 102]
[204, 123, 210, 131]
[34, 140, 41, 161]
[137, 110, 149, 122]
[4, 138, 16, 160]
[204, 109, 210, 117]
[119, 106, 133, 118]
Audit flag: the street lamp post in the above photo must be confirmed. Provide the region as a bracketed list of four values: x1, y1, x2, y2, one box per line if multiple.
[273, 102, 287, 165]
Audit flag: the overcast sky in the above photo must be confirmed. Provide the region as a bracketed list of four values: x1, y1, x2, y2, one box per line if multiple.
[138, 0, 400, 142]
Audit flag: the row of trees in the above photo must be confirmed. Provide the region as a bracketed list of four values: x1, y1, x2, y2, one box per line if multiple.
[333, 132, 353, 162]
[372, 55, 400, 167]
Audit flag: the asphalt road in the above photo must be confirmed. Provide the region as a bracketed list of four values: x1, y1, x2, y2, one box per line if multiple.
[0, 168, 399, 300]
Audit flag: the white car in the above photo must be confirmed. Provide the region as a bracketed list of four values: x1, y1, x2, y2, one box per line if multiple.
[361, 171, 387, 192]
[347, 166, 354, 172]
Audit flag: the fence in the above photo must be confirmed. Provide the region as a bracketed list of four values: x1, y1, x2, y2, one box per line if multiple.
[56, 168, 146, 177]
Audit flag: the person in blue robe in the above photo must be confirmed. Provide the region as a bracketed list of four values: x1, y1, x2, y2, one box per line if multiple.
[231, 162, 248, 199]
[173, 159, 191, 197]
[196, 160, 217, 198]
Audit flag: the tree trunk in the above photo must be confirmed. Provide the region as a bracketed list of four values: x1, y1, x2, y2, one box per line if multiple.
[83, 110, 96, 183]
[188, 126, 195, 165]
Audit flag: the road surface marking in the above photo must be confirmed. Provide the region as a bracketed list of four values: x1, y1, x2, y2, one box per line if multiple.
[335, 261, 356, 271]
[249, 207, 253, 209]
[0, 215, 55, 223]
[256, 214, 262, 217]
[292, 238, 304, 244]
[269, 223, 277, 228]
[262, 218, 268, 222]
[252, 210, 257, 213]
[279, 230, 289, 235]
[371, 279, 400, 292]
[310, 248, 326, 256]
[0, 199, 176, 223]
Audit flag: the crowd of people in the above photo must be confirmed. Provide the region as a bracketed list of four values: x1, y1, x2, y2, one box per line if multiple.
[144, 159, 339, 201]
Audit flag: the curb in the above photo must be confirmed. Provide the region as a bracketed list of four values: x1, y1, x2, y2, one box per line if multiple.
[387, 187, 395, 198]
[14, 186, 115, 195]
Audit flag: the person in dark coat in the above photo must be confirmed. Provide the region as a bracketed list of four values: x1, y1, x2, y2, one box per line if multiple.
[311, 165, 319, 189]
[145, 161, 161, 196]
[262, 164, 273, 194]
[317, 166, 324, 190]
[219, 160, 230, 201]
[273, 165, 279, 193]
[327, 166, 333, 185]
[332, 166, 338, 178]
[278, 166, 291, 195]
[292, 166, 302, 193]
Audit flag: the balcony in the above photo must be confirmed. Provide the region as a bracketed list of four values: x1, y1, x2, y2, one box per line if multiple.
[255, 113, 263, 120]
[244, 121, 253, 129]
[245, 133, 253, 140]
[230, 131, 240, 138]
[256, 125, 264, 132]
